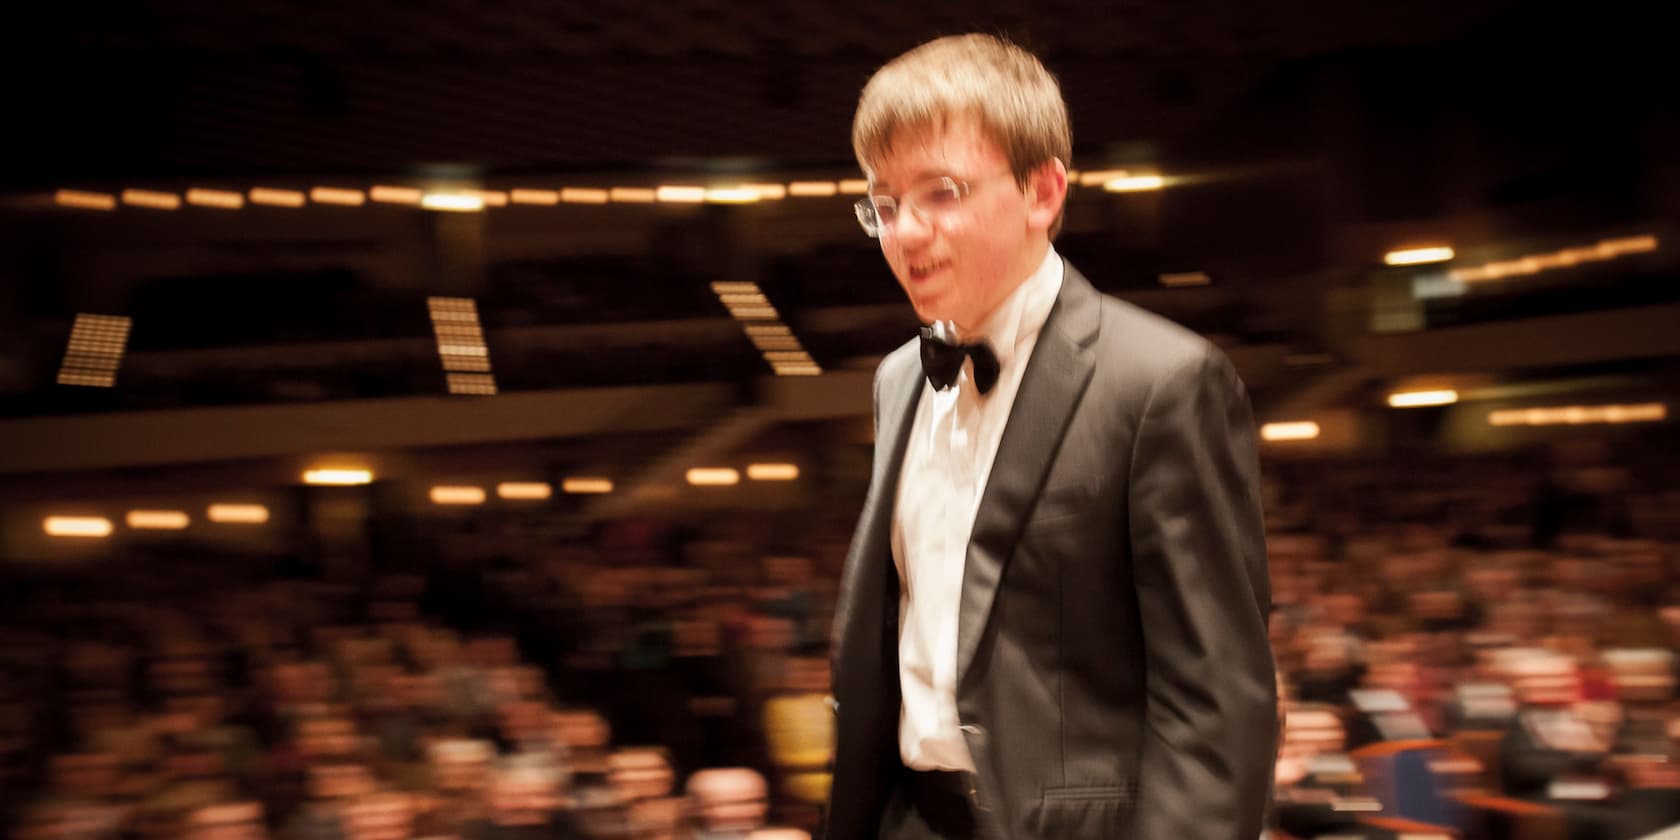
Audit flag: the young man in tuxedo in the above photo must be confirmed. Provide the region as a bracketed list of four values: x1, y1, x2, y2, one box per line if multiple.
[825, 34, 1278, 840]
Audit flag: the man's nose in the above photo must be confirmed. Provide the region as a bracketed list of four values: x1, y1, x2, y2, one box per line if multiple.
[891, 203, 934, 246]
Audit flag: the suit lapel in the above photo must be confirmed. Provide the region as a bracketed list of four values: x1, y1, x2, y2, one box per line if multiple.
[956, 263, 1101, 685]
[833, 343, 922, 685]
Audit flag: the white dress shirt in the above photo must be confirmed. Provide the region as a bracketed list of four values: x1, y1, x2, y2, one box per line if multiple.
[892, 246, 1064, 771]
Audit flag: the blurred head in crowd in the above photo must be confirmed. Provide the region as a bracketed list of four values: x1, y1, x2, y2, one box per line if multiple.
[687, 767, 769, 836]
[851, 33, 1071, 331]
[429, 738, 495, 793]
[487, 759, 567, 826]
[607, 747, 674, 802]
[185, 801, 267, 840]
[308, 761, 376, 801]
[339, 792, 413, 840]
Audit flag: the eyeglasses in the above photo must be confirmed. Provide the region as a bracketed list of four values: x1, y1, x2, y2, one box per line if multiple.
[854, 173, 1011, 238]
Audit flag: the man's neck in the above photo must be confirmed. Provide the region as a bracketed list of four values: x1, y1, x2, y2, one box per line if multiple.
[952, 239, 1052, 336]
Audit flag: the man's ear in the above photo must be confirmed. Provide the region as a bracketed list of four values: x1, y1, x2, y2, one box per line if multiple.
[1025, 159, 1069, 233]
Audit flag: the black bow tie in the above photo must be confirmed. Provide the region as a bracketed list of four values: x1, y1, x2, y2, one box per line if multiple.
[919, 327, 1000, 394]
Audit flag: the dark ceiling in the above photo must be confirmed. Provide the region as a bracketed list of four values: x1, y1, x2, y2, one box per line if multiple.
[10, 0, 1610, 187]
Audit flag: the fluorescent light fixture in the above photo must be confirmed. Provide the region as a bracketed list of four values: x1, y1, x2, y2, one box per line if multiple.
[1159, 271, 1211, 287]
[304, 468, 373, 486]
[686, 468, 740, 486]
[421, 193, 485, 212]
[1388, 389, 1459, 408]
[1384, 246, 1455, 266]
[57, 313, 131, 387]
[704, 187, 761, 204]
[746, 463, 800, 481]
[772, 363, 823, 376]
[127, 510, 190, 530]
[55, 189, 116, 210]
[744, 183, 787, 200]
[788, 181, 839, 197]
[44, 516, 113, 538]
[711, 281, 761, 294]
[249, 188, 306, 208]
[497, 481, 554, 500]
[121, 189, 181, 210]
[1078, 169, 1129, 186]
[471, 190, 508, 207]
[208, 504, 269, 524]
[561, 478, 615, 495]
[1103, 175, 1165, 192]
[369, 185, 424, 205]
[185, 188, 245, 209]
[656, 185, 706, 203]
[561, 188, 609, 204]
[1261, 421, 1321, 442]
[309, 187, 366, 206]
[446, 373, 497, 395]
[609, 187, 656, 203]
[1489, 402, 1666, 427]
[430, 486, 486, 505]
[837, 179, 870, 195]
[509, 189, 560, 205]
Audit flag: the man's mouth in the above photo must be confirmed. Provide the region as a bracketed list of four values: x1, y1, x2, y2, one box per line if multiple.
[909, 259, 950, 281]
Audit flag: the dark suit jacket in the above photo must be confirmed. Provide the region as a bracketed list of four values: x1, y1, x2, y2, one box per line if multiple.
[826, 263, 1277, 840]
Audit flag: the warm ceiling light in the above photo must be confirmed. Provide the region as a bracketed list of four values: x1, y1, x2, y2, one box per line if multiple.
[752, 336, 803, 351]
[421, 193, 485, 212]
[303, 468, 373, 486]
[837, 179, 870, 195]
[1598, 235, 1658, 255]
[369, 185, 423, 205]
[44, 516, 113, 538]
[746, 463, 799, 481]
[310, 187, 366, 206]
[610, 187, 656, 203]
[1388, 389, 1459, 408]
[121, 189, 181, 210]
[208, 504, 269, 524]
[561, 478, 615, 495]
[430, 486, 486, 505]
[509, 189, 560, 205]
[446, 372, 497, 395]
[1159, 271, 1211, 287]
[470, 190, 508, 207]
[1260, 421, 1321, 442]
[1103, 175, 1165, 192]
[656, 185, 706, 203]
[762, 350, 813, 362]
[185, 188, 244, 209]
[1488, 402, 1667, 427]
[249, 188, 306, 208]
[55, 189, 117, 210]
[729, 306, 779, 320]
[1077, 169, 1129, 186]
[743, 324, 790, 336]
[686, 468, 740, 486]
[1384, 246, 1455, 266]
[127, 510, 190, 530]
[788, 181, 839, 197]
[772, 363, 823, 376]
[561, 188, 610, 204]
[711, 281, 761, 294]
[744, 183, 787, 200]
[704, 187, 761, 204]
[497, 481, 554, 500]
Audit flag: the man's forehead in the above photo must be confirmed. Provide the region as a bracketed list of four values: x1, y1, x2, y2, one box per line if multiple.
[864, 117, 1003, 187]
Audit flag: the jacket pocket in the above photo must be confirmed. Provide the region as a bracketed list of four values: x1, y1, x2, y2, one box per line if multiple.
[1029, 784, 1135, 839]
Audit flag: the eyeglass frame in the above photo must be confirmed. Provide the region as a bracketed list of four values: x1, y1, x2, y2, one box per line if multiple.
[853, 170, 1019, 238]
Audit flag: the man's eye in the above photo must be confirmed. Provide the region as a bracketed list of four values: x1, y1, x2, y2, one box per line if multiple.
[920, 186, 961, 208]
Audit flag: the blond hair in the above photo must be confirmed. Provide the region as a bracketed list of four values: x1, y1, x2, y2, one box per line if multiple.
[853, 34, 1071, 229]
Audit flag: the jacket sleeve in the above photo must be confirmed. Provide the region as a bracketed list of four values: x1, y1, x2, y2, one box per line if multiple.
[1127, 346, 1278, 840]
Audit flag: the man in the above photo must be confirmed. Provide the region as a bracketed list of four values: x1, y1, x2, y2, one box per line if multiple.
[826, 34, 1277, 840]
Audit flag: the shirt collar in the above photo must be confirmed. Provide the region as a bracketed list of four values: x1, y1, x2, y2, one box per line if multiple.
[943, 246, 1063, 370]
